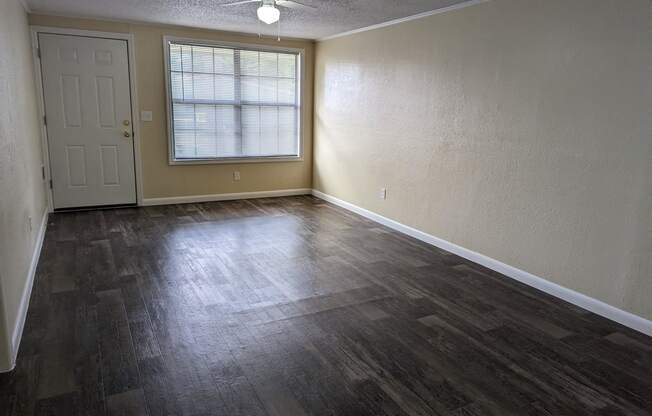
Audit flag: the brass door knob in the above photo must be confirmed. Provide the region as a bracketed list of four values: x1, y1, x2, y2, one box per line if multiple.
[123, 131, 131, 138]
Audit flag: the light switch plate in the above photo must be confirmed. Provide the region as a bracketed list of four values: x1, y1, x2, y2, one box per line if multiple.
[140, 110, 153, 122]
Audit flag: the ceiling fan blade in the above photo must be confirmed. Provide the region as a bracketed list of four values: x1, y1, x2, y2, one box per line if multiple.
[220, 0, 259, 6]
[276, 0, 316, 10]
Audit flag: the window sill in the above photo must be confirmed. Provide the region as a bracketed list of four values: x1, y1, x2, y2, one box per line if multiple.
[168, 155, 303, 166]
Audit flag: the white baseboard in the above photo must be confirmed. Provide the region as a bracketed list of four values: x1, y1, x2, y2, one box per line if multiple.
[311, 189, 652, 337]
[142, 188, 312, 206]
[2, 209, 49, 372]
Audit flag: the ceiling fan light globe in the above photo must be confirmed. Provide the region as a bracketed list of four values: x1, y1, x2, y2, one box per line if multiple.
[257, 5, 280, 24]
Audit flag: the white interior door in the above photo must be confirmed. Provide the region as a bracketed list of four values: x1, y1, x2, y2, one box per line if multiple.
[39, 33, 137, 209]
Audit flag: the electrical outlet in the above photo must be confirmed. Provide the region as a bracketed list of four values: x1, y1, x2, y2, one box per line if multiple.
[379, 188, 387, 200]
[233, 171, 241, 181]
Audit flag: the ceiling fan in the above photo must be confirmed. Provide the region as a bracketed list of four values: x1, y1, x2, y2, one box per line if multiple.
[221, 0, 315, 25]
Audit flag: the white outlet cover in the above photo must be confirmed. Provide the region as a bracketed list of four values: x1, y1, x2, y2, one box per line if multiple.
[140, 110, 153, 122]
[380, 188, 387, 199]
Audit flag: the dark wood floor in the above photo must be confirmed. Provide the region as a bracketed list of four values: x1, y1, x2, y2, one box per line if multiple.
[1, 196, 650, 415]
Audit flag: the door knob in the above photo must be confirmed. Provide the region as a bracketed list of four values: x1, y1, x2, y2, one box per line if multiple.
[123, 131, 131, 138]
[123, 120, 130, 126]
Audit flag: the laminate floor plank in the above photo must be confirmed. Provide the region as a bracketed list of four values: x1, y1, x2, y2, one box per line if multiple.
[1, 196, 650, 415]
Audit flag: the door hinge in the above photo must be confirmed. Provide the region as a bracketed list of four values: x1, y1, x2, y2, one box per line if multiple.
[37, 48, 41, 59]
[43, 115, 47, 126]
[49, 179, 53, 189]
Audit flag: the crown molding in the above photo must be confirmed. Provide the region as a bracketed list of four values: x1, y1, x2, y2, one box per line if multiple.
[18, 0, 31, 13]
[318, 0, 489, 42]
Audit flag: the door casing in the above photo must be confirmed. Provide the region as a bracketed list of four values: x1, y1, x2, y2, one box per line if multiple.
[30, 26, 144, 211]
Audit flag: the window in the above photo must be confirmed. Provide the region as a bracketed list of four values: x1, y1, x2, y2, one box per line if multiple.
[164, 38, 302, 163]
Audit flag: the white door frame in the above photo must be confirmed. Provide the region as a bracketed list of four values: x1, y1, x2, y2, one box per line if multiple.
[30, 26, 144, 211]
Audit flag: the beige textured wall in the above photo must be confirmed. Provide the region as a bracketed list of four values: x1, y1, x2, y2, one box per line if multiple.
[29, 14, 315, 199]
[0, 0, 47, 369]
[314, 0, 652, 319]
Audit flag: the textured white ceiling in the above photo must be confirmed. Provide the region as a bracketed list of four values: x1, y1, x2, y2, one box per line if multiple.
[26, 0, 474, 40]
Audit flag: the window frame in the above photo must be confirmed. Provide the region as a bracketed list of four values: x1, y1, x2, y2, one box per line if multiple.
[163, 36, 304, 165]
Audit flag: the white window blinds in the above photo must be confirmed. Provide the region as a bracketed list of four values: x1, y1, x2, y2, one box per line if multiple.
[167, 41, 300, 160]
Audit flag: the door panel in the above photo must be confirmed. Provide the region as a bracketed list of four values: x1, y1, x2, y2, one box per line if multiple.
[60, 75, 82, 128]
[100, 145, 120, 185]
[95, 76, 117, 128]
[65, 145, 87, 187]
[39, 33, 136, 209]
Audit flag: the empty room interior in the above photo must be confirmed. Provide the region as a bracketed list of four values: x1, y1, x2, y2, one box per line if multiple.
[1, 0, 651, 414]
